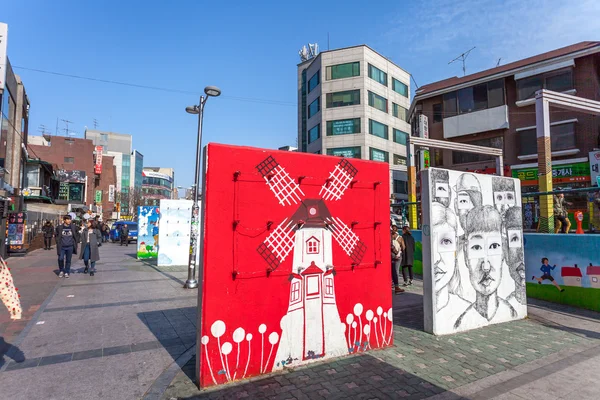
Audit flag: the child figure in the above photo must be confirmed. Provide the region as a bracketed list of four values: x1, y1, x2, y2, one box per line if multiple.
[532, 257, 564, 292]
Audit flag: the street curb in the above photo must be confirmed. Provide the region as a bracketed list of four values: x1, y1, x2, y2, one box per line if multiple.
[0, 274, 64, 373]
[142, 345, 196, 400]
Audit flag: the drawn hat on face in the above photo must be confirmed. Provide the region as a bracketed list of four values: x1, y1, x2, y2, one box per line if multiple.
[455, 173, 481, 193]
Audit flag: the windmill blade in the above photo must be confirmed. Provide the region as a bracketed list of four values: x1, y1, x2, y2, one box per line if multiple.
[257, 218, 296, 271]
[327, 217, 367, 265]
[319, 159, 358, 201]
[256, 156, 305, 206]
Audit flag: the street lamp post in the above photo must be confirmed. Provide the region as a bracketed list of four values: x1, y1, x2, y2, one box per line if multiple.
[184, 86, 221, 289]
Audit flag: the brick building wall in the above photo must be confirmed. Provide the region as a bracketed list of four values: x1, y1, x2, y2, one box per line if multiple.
[416, 52, 600, 172]
[28, 136, 118, 218]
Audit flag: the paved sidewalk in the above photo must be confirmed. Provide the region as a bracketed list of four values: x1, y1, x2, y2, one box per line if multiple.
[162, 282, 600, 400]
[0, 244, 198, 399]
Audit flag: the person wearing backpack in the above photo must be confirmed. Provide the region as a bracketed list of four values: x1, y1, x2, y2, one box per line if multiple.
[391, 225, 405, 294]
[56, 215, 80, 278]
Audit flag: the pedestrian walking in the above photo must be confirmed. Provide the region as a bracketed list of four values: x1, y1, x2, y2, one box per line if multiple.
[554, 193, 572, 234]
[0, 256, 21, 320]
[120, 224, 129, 246]
[56, 215, 79, 278]
[42, 220, 54, 250]
[391, 226, 405, 294]
[532, 257, 565, 292]
[401, 225, 415, 286]
[80, 220, 102, 276]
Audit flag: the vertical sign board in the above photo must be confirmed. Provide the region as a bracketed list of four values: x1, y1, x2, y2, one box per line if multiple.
[0, 23, 7, 89]
[197, 144, 391, 388]
[157, 199, 193, 266]
[108, 185, 115, 202]
[94, 146, 103, 175]
[95, 190, 102, 203]
[590, 151, 600, 186]
[421, 168, 526, 335]
[137, 206, 159, 259]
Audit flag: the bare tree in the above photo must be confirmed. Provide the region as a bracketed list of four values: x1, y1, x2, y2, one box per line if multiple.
[116, 187, 144, 217]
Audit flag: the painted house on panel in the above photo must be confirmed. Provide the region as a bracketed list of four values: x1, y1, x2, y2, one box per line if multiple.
[561, 266, 583, 287]
[587, 264, 600, 289]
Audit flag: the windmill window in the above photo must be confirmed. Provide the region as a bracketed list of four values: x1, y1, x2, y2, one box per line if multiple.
[306, 237, 320, 254]
[325, 278, 334, 295]
[593, 277, 598, 283]
[290, 281, 301, 303]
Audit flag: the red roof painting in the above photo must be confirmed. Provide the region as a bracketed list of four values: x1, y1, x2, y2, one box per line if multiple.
[561, 267, 582, 277]
[586, 266, 600, 276]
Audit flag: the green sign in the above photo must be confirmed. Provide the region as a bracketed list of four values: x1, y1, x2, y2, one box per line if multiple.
[597, 176, 600, 187]
[95, 190, 102, 203]
[327, 147, 360, 158]
[330, 119, 358, 135]
[58, 182, 69, 200]
[512, 161, 590, 183]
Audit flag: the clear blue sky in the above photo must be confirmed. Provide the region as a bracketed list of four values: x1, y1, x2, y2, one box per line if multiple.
[3, 0, 599, 187]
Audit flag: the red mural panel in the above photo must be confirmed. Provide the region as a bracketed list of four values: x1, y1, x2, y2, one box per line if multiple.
[198, 144, 392, 388]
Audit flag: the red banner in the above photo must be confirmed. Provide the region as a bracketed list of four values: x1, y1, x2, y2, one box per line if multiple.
[95, 146, 103, 174]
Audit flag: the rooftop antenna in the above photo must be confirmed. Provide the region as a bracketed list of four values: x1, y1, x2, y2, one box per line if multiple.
[93, 118, 99, 129]
[38, 124, 52, 143]
[61, 119, 74, 137]
[496, 58, 502, 67]
[448, 46, 476, 76]
[327, 33, 330, 51]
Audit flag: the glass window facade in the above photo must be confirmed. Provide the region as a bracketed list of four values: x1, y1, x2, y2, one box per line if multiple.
[517, 69, 573, 100]
[326, 90, 360, 108]
[369, 119, 388, 140]
[392, 103, 408, 121]
[134, 152, 144, 190]
[326, 118, 360, 135]
[308, 124, 320, 143]
[122, 154, 131, 189]
[326, 147, 361, 158]
[368, 64, 387, 86]
[326, 62, 360, 80]
[393, 179, 408, 194]
[393, 154, 407, 166]
[368, 91, 388, 113]
[369, 147, 389, 162]
[393, 129, 408, 145]
[301, 70, 307, 152]
[308, 70, 320, 93]
[433, 103, 443, 123]
[142, 176, 172, 189]
[453, 136, 503, 164]
[443, 79, 506, 117]
[392, 78, 408, 97]
[518, 122, 576, 155]
[308, 97, 320, 118]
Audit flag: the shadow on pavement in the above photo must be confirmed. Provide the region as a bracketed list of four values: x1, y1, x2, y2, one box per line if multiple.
[0, 337, 25, 369]
[172, 351, 449, 400]
[137, 307, 197, 362]
[392, 291, 425, 331]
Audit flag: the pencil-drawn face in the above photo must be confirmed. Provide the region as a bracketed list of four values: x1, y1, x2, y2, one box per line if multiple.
[466, 232, 503, 295]
[506, 228, 525, 286]
[434, 182, 450, 207]
[493, 191, 516, 215]
[433, 223, 457, 291]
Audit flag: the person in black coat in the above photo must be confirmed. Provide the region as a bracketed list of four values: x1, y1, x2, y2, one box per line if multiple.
[56, 215, 80, 278]
[80, 220, 102, 276]
[401, 226, 415, 286]
[42, 221, 54, 250]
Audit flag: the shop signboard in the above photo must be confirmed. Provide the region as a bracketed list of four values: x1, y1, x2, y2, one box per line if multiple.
[7, 212, 26, 253]
[590, 151, 600, 186]
[95, 190, 102, 203]
[108, 185, 115, 202]
[512, 161, 590, 186]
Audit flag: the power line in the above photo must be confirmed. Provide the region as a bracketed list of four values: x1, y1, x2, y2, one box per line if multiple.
[12, 66, 296, 107]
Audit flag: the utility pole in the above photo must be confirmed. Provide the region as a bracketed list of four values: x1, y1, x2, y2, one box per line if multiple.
[449, 47, 476, 76]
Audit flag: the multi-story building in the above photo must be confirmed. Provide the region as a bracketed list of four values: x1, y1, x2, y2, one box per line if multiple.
[141, 167, 175, 206]
[27, 135, 118, 220]
[410, 41, 600, 228]
[0, 56, 30, 205]
[84, 129, 144, 192]
[297, 45, 411, 199]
